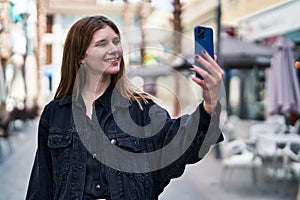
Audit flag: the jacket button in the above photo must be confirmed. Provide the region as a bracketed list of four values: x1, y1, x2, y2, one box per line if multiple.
[92, 153, 97, 159]
[116, 169, 121, 176]
[95, 184, 101, 190]
[110, 139, 117, 145]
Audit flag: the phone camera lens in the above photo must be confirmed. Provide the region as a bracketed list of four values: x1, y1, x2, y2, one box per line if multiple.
[198, 28, 204, 39]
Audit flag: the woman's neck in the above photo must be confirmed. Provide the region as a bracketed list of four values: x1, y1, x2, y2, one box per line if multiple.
[82, 73, 111, 100]
[81, 73, 111, 119]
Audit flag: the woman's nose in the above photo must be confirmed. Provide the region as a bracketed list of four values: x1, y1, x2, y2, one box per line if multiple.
[108, 42, 119, 53]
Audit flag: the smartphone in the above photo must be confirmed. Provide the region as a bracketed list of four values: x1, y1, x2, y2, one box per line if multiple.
[194, 26, 214, 79]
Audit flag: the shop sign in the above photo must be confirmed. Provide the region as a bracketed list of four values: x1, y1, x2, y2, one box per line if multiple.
[240, 1, 300, 41]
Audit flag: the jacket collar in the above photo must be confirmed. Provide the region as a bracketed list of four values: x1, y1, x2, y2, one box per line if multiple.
[58, 86, 131, 109]
[58, 95, 72, 106]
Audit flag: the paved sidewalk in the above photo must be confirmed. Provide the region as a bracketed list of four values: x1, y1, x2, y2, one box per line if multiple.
[161, 149, 297, 200]
[0, 119, 38, 200]
[0, 118, 298, 200]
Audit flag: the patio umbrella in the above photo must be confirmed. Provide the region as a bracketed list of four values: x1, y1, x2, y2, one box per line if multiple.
[266, 36, 300, 119]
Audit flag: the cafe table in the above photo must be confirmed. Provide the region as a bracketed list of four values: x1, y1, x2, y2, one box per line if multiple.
[256, 132, 300, 195]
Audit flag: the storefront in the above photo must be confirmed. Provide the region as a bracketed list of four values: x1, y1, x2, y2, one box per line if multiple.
[238, 0, 300, 42]
[230, 0, 300, 121]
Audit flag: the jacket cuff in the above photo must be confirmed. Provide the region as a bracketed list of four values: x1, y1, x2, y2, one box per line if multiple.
[199, 101, 223, 144]
[199, 102, 211, 130]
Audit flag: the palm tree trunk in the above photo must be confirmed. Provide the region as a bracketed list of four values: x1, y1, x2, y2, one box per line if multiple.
[172, 0, 183, 117]
[36, 0, 47, 108]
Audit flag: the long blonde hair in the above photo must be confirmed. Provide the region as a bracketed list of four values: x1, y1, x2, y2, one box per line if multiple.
[54, 15, 153, 109]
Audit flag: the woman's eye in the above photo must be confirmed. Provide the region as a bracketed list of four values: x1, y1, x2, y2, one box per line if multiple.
[96, 41, 107, 47]
[95, 38, 120, 48]
[113, 38, 120, 45]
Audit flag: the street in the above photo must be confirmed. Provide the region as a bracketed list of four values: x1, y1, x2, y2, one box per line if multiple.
[0, 118, 297, 200]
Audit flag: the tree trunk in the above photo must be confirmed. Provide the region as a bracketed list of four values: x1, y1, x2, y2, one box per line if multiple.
[172, 0, 182, 117]
[36, 0, 47, 108]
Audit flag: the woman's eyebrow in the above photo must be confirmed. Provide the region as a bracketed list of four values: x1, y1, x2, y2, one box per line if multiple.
[94, 39, 106, 46]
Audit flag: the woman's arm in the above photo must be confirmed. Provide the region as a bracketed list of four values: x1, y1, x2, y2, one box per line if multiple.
[156, 51, 224, 194]
[156, 101, 223, 194]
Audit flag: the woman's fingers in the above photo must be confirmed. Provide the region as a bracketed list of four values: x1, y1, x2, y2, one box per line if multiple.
[190, 65, 213, 83]
[195, 51, 223, 76]
[190, 51, 224, 114]
[190, 73, 205, 86]
[190, 58, 223, 83]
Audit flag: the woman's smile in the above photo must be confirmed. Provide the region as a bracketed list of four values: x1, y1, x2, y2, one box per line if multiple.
[104, 56, 121, 66]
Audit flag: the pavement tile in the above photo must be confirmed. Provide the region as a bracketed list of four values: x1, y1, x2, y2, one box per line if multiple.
[0, 118, 298, 200]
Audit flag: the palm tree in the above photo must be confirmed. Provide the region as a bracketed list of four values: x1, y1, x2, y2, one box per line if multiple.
[172, 0, 183, 117]
[172, 0, 182, 53]
[137, 0, 149, 65]
[36, 0, 47, 107]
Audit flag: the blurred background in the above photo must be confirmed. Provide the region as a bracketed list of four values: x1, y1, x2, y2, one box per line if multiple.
[0, 0, 300, 199]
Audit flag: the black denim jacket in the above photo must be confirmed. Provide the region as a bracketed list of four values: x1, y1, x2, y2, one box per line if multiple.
[26, 90, 223, 200]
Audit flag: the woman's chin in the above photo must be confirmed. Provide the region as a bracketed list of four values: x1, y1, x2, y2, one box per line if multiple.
[106, 66, 120, 75]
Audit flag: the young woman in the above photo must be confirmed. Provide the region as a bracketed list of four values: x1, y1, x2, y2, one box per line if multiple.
[26, 15, 224, 200]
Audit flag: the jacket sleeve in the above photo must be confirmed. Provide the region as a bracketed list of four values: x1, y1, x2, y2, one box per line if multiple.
[26, 105, 53, 200]
[156, 101, 223, 194]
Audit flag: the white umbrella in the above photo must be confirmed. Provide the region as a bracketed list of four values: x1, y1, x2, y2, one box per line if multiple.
[266, 36, 300, 118]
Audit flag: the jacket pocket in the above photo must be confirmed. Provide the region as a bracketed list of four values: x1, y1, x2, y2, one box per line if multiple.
[47, 130, 73, 177]
[48, 132, 72, 149]
[117, 137, 146, 152]
[47, 130, 73, 198]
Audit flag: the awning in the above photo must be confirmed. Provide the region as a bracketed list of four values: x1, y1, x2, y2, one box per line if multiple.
[220, 34, 274, 69]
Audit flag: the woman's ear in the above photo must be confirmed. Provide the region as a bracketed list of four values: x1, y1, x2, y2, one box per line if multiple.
[80, 56, 86, 65]
[80, 53, 87, 62]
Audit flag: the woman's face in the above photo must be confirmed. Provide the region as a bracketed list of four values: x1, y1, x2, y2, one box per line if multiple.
[82, 25, 123, 76]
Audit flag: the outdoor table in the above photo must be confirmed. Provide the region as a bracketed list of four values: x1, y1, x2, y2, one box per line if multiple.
[256, 133, 300, 194]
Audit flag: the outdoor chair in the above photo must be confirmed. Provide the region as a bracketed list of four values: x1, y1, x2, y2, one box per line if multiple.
[282, 142, 300, 195]
[249, 122, 285, 167]
[220, 137, 262, 187]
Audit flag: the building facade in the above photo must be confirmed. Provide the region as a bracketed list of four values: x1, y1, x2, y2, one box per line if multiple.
[179, 0, 300, 120]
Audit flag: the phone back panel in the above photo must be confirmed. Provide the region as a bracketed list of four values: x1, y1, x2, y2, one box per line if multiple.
[194, 26, 214, 79]
[194, 26, 214, 58]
